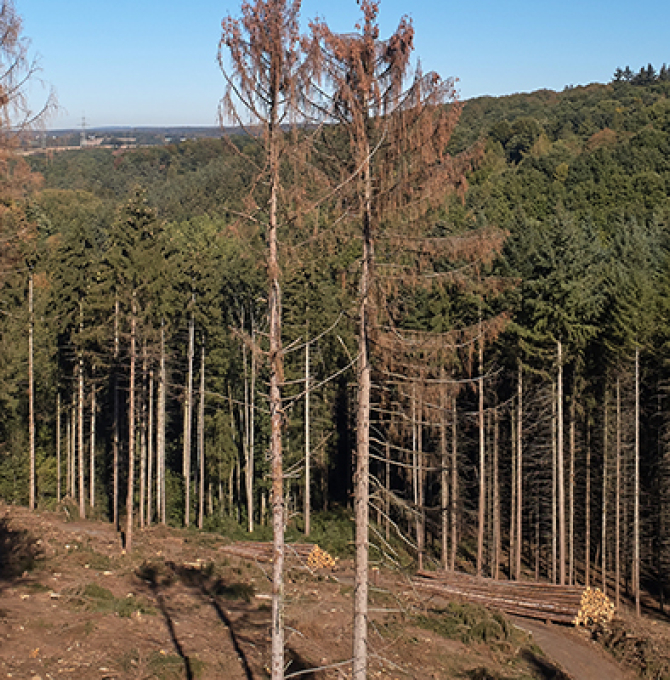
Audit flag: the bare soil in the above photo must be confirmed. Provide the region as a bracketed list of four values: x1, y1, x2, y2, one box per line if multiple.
[0, 503, 660, 679]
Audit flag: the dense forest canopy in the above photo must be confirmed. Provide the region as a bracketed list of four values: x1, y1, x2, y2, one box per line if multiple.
[4, 2, 670, 671]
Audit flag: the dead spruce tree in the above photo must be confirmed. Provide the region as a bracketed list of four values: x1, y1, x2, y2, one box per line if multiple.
[218, 2, 317, 676]
[309, 2, 488, 674]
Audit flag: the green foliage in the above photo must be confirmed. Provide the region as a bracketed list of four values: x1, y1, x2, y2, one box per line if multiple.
[67, 582, 156, 617]
[415, 603, 518, 646]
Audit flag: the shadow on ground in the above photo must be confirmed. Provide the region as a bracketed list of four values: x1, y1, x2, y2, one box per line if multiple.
[0, 516, 43, 583]
[136, 559, 323, 679]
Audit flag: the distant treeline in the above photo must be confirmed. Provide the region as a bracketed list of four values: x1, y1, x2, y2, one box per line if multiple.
[612, 62, 670, 85]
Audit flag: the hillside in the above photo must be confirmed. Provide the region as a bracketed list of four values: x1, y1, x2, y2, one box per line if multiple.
[0, 502, 652, 680]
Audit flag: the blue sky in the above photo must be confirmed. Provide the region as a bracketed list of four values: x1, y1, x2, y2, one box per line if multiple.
[20, 0, 670, 130]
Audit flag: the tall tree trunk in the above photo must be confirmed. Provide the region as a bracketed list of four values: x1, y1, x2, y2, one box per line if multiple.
[71, 390, 76, 499]
[245, 320, 256, 533]
[417, 396, 425, 571]
[183, 305, 194, 527]
[516, 360, 523, 581]
[603, 386, 609, 594]
[585, 413, 591, 588]
[28, 270, 35, 510]
[493, 404, 501, 580]
[113, 297, 120, 530]
[198, 341, 206, 529]
[615, 376, 621, 609]
[90, 369, 96, 508]
[569, 398, 576, 585]
[304, 325, 311, 537]
[353, 142, 373, 680]
[634, 348, 641, 616]
[509, 406, 518, 580]
[56, 392, 61, 503]
[78, 336, 85, 519]
[268, 104, 285, 680]
[477, 335, 486, 577]
[147, 370, 154, 526]
[440, 377, 449, 569]
[557, 340, 566, 585]
[139, 348, 147, 529]
[450, 397, 458, 571]
[552, 381, 557, 584]
[126, 293, 137, 552]
[158, 321, 166, 525]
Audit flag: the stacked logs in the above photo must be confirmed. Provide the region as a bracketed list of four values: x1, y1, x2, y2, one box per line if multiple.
[413, 570, 593, 624]
[219, 542, 337, 570]
[307, 545, 337, 569]
[574, 587, 615, 626]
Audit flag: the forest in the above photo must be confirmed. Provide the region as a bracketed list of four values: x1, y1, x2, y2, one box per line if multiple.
[3, 0, 670, 677]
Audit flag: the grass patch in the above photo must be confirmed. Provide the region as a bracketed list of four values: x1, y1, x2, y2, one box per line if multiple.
[415, 602, 517, 645]
[66, 582, 156, 617]
[148, 651, 204, 679]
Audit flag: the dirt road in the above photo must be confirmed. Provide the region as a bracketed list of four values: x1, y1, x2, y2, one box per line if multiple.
[513, 617, 637, 680]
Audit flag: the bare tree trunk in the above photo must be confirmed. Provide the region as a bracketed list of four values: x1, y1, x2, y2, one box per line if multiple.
[516, 360, 523, 580]
[477, 335, 486, 577]
[66, 399, 72, 498]
[385, 439, 391, 542]
[440, 376, 448, 569]
[493, 404, 501, 580]
[602, 387, 609, 594]
[198, 341, 206, 529]
[569, 398, 575, 585]
[353, 148, 373, 680]
[159, 322, 166, 525]
[268, 107, 286, 680]
[78, 334, 85, 520]
[140, 348, 147, 529]
[242, 313, 252, 532]
[450, 397, 458, 571]
[552, 381, 557, 584]
[126, 293, 137, 552]
[90, 369, 96, 509]
[417, 397, 425, 571]
[147, 370, 154, 526]
[28, 270, 35, 510]
[70, 391, 76, 499]
[304, 325, 311, 537]
[183, 305, 194, 527]
[113, 297, 120, 530]
[585, 413, 591, 588]
[634, 348, 641, 616]
[509, 406, 518, 581]
[249, 323, 256, 531]
[615, 376, 621, 609]
[557, 340, 566, 585]
[56, 392, 61, 503]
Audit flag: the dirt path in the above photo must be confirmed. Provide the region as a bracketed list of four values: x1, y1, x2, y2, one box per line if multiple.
[512, 617, 637, 680]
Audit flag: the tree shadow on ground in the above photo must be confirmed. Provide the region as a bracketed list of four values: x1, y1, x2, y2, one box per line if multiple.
[519, 648, 572, 679]
[0, 516, 43, 584]
[137, 560, 325, 680]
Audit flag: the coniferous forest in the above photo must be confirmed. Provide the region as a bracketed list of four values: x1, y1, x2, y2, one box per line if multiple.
[4, 0, 670, 676]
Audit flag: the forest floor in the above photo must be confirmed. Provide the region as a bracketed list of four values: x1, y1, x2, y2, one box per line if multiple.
[0, 503, 659, 680]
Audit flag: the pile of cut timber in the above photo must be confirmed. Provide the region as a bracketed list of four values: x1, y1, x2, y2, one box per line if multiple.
[413, 570, 586, 624]
[219, 541, 316, 565]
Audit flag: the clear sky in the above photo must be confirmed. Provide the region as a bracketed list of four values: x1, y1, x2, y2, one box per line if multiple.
[19, 0, 670, 130]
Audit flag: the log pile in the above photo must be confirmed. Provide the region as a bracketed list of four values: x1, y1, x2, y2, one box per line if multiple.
[574, 587, 615, 626]
[220, 541, 330, 568]
[413, 570, 590, 624]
